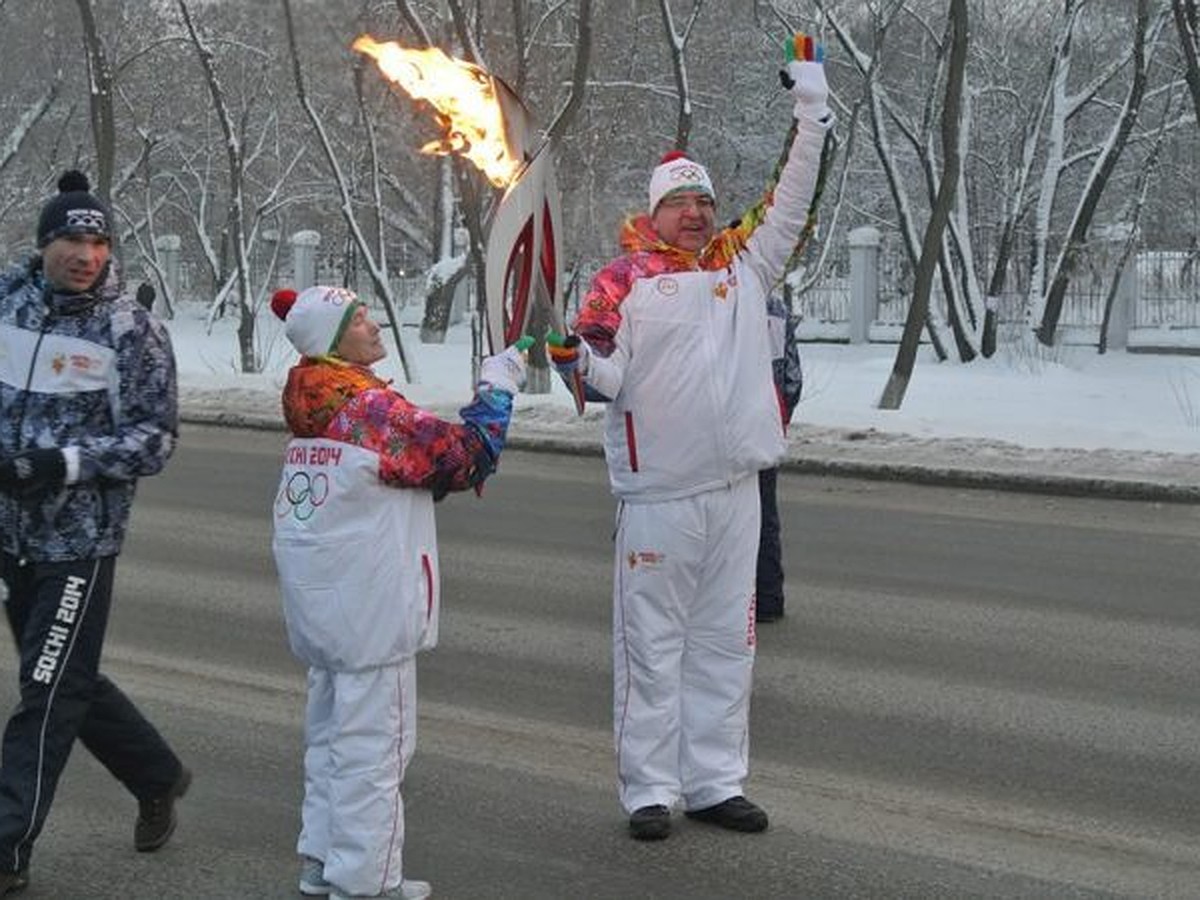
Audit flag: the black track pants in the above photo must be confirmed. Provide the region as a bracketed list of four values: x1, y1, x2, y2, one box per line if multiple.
[755, 467, 785, 615]
[0, 554, 182, 874]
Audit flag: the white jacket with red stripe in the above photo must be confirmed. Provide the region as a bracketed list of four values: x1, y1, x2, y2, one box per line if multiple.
[577, 114, 832, 502]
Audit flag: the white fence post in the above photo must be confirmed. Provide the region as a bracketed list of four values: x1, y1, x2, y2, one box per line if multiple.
[848, 226, 880, 344]
[260, 228, 279, 288]
[290, 230, 321, 291]
[1107, 257, 1137, 351]
[154, 234, 181, 301]
[1094, 223, 1136, 351]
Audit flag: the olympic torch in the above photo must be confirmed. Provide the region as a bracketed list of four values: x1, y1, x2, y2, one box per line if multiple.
[352, 36, 579, 411]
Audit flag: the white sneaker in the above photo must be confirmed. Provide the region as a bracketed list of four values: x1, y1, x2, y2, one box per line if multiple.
[329, 880, 432, 900]
[299, 856, 331, 895]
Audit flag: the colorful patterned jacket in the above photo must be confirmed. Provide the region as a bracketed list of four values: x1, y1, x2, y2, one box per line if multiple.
[272, 357, 514, 669]
[278, 358, 512, 499]
[0, 258, 177, 561]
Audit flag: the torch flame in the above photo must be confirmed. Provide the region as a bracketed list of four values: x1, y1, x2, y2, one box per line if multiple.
[353, 35, 522, 188]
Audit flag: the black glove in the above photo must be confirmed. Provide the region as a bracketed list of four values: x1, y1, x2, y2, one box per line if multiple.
[0, 449, 67, 496]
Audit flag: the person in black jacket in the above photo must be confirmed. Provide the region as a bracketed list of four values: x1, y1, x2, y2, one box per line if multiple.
[0, 172, 189, 895]
[135, 281, 156, 311]
[756, 294, 802, 623]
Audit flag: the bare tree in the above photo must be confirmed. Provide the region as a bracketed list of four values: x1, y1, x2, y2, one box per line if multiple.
[546, 0, 594, 148]
[1036, 0, 1161, 345]
[816, 0, 951, 361]
[178, 0, 265, 372]
[0, 80, 61, 175]
[879, 0, 968, 410]
[415, 0, 593, 393]
[1172, 0, 1200, 127]
[281, 0, 416, 381]
[74, 0, 115, 203]
[1098, 98, 1174, 353]
[657, 0, 705, 151]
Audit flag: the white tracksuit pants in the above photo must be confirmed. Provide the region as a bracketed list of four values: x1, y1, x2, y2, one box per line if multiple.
[613, 475, 760, 813]
[297, 659, 417, 896]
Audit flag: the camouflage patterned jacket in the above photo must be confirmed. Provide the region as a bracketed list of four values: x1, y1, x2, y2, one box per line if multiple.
[0, 258, 177, 561]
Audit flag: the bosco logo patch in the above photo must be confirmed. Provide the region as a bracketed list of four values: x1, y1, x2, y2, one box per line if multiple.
[65, 208, 106, 231]
[627, 550, 666, 570]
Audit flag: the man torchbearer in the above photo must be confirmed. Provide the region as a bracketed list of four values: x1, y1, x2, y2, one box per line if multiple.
[548, 34, 834, 841]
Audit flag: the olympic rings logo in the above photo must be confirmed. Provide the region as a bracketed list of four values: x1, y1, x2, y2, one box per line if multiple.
[275, 470, 330, 521]
[319, 287, 354, 307]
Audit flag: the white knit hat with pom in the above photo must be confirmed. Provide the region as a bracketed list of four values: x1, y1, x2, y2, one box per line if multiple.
[270, 286, 363, 358]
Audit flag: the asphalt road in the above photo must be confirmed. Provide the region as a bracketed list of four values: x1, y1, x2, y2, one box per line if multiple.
[1, 424, 1198, 899]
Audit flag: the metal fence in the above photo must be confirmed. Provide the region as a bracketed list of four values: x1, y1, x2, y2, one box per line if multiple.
[794, 240, 1200, 340]
[1136, 250, 1200, 328]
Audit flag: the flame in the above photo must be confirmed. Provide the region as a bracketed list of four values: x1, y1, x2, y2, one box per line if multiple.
[353, 35, 521, 188]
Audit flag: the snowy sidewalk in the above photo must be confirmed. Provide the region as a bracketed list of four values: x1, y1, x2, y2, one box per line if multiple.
[170, 310, 1200, 501]
[180, 387, 1200, 503]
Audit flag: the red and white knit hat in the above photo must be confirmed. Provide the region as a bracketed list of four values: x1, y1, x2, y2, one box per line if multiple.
[270, 286, 363, 358]
[648, 150, 714, 213]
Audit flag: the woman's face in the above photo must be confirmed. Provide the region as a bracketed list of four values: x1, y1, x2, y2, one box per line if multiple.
[335, 305, 386, 366]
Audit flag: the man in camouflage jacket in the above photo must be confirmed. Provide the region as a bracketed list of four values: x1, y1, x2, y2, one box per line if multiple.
[0, 171, 189, 894]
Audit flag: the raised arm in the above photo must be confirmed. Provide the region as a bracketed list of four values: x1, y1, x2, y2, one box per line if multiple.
[704, 34, 834, 293]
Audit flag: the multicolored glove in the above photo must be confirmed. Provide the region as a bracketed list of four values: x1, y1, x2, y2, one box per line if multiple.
[0, 448, 66, 497]
[479, 337, 532, 396]
[779, 32, 830, 122]
[546, 331, 589, 415]
[546, 331, 590, 377]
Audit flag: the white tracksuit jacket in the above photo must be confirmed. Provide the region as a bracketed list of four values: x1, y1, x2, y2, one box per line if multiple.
[581, 114, 831, 502]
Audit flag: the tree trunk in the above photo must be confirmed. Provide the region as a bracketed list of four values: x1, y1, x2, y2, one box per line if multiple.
[180, 0, 257, 372]
[0, 81, 59, 175]
[282, 0, 415, 380]
[657, 0, 703, 151]
[1173, 0, 1200, 128]
[74, 0, 115, 204]
[879, 0, 968, 410]
[420, 266, 468, 343]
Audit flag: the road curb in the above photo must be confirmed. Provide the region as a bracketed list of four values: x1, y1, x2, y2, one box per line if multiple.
[180, 410, 1200, 505]
[782, 457, 1200, 504]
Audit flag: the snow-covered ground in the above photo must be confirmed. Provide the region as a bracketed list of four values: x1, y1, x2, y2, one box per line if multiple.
[169, 302, 1200, 498]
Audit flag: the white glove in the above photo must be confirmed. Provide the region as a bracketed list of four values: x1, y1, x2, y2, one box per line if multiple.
[785, 60, 830, 121]
[780, 34, 830, 122]
[479, 344, 528, 396]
